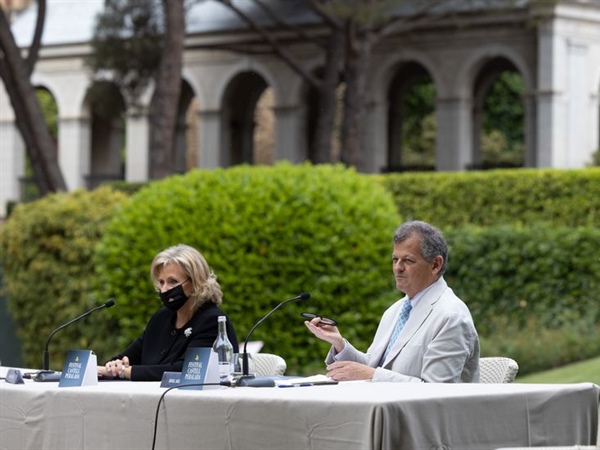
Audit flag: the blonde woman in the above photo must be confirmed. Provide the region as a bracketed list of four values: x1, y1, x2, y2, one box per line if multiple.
[99, 244, 238, 381]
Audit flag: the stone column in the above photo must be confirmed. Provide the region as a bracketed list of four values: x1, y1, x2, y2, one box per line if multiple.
[589, 92, 600, 163]
[58, 116, 91, 190]
[125, 106, 150, 182]
[536, 23, 567, 168]
[363, 100, 387, 173]
[436, 96, 473, 171]
[0, 122, 25, 219]
[197, 109, 222, 168]
[273, 105, 304, 163]
[523, 91, 537, 167]
[565, 41, 590, 168]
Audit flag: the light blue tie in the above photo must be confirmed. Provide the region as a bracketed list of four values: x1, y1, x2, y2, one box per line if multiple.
[383, 299, 412, 359]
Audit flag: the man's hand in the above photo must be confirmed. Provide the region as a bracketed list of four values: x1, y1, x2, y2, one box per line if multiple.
[326, 361, 375, 381]
[304, 319, 345, 352]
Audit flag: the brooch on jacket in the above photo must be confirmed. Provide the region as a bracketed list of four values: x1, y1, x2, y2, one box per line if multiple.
[184, 327, 192, 338]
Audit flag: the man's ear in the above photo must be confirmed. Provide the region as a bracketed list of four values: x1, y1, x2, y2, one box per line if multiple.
[432, 255, 444, 274]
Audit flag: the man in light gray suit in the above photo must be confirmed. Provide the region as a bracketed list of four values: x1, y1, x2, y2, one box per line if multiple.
[305, 220, 480, 383]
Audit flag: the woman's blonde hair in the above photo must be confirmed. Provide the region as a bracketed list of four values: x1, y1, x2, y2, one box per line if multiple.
[150, 244, 223, 310]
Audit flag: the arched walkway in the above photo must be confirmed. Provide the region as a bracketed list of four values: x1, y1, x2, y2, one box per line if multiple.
[85, 81, 126, 188]
[221, 71, 268, 166]
[386, 61, 436, 171]
[2, 0, 600, 218]
[471, 57, 525, 169]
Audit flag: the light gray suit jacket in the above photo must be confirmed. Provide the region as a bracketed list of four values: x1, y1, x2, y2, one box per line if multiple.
[326, 277, 480, 383]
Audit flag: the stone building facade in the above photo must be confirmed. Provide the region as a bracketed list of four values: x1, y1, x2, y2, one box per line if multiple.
[1, 0, 600, 218]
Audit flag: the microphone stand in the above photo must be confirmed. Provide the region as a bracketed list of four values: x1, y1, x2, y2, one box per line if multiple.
[39, 300, 116, 378]
[237, 293, 309, 387]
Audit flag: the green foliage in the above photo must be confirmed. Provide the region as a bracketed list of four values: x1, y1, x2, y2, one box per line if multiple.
[35, 88, 58, 141]
[483, 70, 524, 157]
[381, 167, 600, 227]
[481, 319, 600, 376]
[402, 81, 436, 167]
[444, 224, 600, 332]
[6, 165, 600, 376]
[516, 355, 600, 385]
[588, 149, 600, 167]
[85, 0, 163, 102]
[443, 224, 600, 375]
[0, 187, 128, 369]
[105, 180, 148, 196]
[481, 129, 523, 167]
[87, 81, 126, 122]
[19, 88, 60, 202]
[94, 163, 401, 373]
[398, 70, 525, 169]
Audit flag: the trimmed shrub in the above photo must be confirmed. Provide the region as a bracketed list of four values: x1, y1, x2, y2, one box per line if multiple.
[480, 317, 600, 376]
[445, 224, 600, 331]
[4, 165, 598, 376]
[0, 187, 128, 370]
[444, 224, 600, 374]
[93, 163, 401, 373]
[380, 168, 600, 227]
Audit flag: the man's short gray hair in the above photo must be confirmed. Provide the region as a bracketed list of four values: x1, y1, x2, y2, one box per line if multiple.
[393, 220, 448, 275]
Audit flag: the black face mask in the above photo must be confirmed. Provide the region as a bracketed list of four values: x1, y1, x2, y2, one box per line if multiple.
[159, 282, 190, 312]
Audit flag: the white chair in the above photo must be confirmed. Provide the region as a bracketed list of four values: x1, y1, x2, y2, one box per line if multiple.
[245, 353, 287, 376]
[479, 356, 519, 383]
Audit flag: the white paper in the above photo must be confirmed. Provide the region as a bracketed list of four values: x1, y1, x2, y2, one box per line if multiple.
[274, 374, 337, 387]
[83, 353, 98, 386]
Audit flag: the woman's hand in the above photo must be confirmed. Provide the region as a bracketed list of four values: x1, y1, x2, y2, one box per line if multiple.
[101, 356, 130, 379]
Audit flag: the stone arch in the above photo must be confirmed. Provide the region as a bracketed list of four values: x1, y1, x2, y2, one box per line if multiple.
[384, 60, 437, 171]
[18, 84, 60, 198]
[302, 75, 343, 163]
[220, 70, 269, 166]
[456, 46, 534, 168]
[455, 45, 534, 97]
[179, 71, 205, 169]
[174, 79, 199, 172]
[470, 57, 526, 168]
[30, 75, 66, 117]
[371, 50, 445, 103]
[145, 76, 203, 174]
[181, 67, 206, 112]
[288, 56, 332, 162]
[593, 62, 600, 157]
[32, 84, 59, 141]
[208, 59, 278, 110]
[83, 81, 126, 188]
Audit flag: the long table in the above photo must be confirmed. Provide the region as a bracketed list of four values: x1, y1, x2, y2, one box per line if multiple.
[1, 367, 598, 450]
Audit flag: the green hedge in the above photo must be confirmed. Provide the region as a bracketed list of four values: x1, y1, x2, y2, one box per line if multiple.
[0, 187, 128, 370]
[446, 224, 600, 331]
[380, 168, 600, 227]
[93, 163, 401, 373]
[3, 166, 599, 376]
[444, 224, 600, 375]
[480, 316, 600, 377]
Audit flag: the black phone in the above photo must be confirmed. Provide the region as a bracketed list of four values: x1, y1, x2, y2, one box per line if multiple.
[301, 312, 337, 326]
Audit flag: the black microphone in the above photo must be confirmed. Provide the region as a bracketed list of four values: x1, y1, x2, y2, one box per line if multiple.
[237, 292, 310, 387]
[42, 299, 116, 372]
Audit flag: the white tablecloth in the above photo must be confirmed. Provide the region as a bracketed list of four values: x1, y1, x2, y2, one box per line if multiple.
[1, 367, 598, 450]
